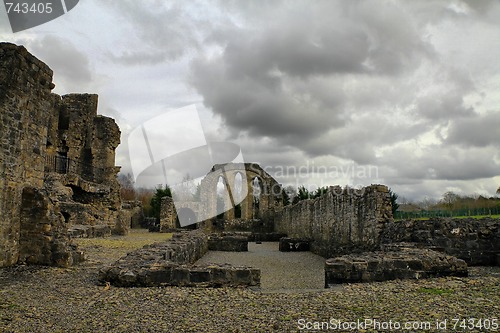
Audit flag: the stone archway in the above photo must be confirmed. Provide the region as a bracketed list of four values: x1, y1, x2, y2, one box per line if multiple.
[198, 163, 283, 224]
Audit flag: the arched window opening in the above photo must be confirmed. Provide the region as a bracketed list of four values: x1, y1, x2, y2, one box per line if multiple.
[216, 176, 227, 219]
[252, 177, 262, 219]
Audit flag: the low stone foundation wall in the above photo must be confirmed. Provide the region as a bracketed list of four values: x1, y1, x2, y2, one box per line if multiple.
[208, 233, 248, 252]
[68, 224, 111, 238]
[382, 218, 500, 265]
[212, 218, 275, 233]
[279, 238, 311, 252]
[98, 230, 260, 287]
[248, 232, 288, 242]
[325, 244, 468, 286]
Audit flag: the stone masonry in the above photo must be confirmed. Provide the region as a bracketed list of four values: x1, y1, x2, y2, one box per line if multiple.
[325, 245, 468, 285]
[0, 42, 124, 267]
[159, 163, 284, 232]
[99, 230, 260, 287]
[381, 217, 500, 266]
[275, 185, 393, 258]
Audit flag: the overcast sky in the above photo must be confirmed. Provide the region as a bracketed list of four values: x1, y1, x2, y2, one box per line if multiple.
[1, 0, 499, 201]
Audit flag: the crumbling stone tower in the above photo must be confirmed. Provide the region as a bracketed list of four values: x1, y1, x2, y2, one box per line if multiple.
[0, 42, 124, 267]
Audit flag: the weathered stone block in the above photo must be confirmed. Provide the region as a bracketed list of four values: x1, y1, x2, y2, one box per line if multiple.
[382, 218, 500, 266]
[171, 268, 190, 285]
[279, 237, 311, 252]
[208, 233, 248, 252]
[325, 247, 468, 286]
[189, 269, 211, 283]
[248, 232, 288, 242]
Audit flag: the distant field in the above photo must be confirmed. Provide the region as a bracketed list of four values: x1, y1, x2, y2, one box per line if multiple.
[395, 214, 500, 221]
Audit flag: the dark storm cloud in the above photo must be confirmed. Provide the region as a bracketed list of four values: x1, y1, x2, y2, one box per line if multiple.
[100, 0, 208, 65]
[446, 112, 500, 148]
[382, 145, 500, 182]
[189, 0, 435, 161]
[416, 92, 476, 120]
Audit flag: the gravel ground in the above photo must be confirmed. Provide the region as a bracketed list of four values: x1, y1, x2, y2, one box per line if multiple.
[0, 230, 499, 333]
[196, 242, 326, 291]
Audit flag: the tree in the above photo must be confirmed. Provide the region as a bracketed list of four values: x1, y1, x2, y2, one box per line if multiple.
[389, 188, 399, 216]
[150, 184, 172, 220]
[313, 186, 328, 198]
[193, 183, 201, 201]
[497, 187, 500, 197]
[419, 197, 437, 210]
[171, 174, 197, 201]
[293, 186, 312, 204]
[442, 191, 459, 214]
[118, 173, 136, 201]
[136, 187, 154, 217]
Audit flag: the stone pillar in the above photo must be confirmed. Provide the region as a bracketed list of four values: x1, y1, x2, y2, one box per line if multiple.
[160, 196, 177, 231]
[240, 177, 254, 220]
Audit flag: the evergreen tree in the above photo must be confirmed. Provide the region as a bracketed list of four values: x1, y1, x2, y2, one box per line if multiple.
[150, 184, 172, 219]
[389, 188, 399, 215]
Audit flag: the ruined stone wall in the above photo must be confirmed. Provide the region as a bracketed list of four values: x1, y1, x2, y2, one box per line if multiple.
[324, 247, 468, 285]
[122, 201, 144, 228]
[381, 218, 500, 265]
[18, 187, 84, 266]
[0, 43, 54, 266]
[46, 93, 123, 234]
[212, 218, 274, 233]
[274, 185, 393, 258]
[0, 42, 124, 267]
[99, 230, 260, 288]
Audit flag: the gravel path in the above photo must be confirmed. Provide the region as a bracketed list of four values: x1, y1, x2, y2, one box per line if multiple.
[196, 242, 326, 291]
[1, 230, 499, 333]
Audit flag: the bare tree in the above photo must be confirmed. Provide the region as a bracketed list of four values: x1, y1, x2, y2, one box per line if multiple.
[171, 174, 197, 201]
[442, 191, 459, 213]
[118, 173, 136, 200]
[418, 197, 437, 210]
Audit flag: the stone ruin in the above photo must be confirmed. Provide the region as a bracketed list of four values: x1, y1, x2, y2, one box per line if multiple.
[324, 245, 468, 285]
[160, 163, 283, 232]
[98, 230, 260, 287]
[0, 42, 132, 268]
[116, 162, 498, 289]
[2, 42, 498, 286]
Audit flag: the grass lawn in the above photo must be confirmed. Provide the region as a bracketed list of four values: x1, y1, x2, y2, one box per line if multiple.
[395, 214, 500, 221]
[75, 229, 172, 252]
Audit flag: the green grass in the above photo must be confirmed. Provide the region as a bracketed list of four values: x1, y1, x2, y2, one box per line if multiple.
[417, 287, 454, 295]
[454, 214, 500, 219]
[75, 229, 172, 251]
